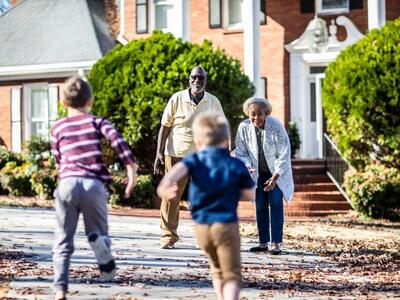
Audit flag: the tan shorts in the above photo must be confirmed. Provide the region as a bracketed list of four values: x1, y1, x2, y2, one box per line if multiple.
[195, 223, 242, 286]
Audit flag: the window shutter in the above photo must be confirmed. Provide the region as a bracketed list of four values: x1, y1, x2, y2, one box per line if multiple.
[300, 0, 315, 14]
[260, 0, 267, 24]
[11, 87, 22, 152]
[136, 0, 148, 33]
[349, 0, 363, 9]
[209, 0, 222, 28]
[48, 86, 59, 126]
[260, 0, 266, 14]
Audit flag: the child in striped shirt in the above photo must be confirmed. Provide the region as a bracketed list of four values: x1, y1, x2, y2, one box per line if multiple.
[51, 77, 138, 300]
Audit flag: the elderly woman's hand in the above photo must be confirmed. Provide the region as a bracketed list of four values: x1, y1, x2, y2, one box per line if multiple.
[264, 174, 279, 192]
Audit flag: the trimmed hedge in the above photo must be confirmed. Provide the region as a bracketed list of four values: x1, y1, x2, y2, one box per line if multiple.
[322, 19, 400, 171]
[88, 31, 254, 174]
[344, 164, 400, 221]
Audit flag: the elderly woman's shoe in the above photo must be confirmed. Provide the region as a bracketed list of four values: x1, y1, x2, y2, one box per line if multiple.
[54, 290, 67, 300]
[249, 243, 268, 252]
[269, 243, 282, 255]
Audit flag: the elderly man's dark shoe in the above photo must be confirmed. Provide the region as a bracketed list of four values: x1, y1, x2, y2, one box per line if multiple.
[249, 246, 268, 252]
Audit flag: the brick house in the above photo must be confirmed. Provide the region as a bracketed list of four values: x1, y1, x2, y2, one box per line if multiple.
[0, 0, 115, 151]
[1, 0, 399, 159]
[118, 0, 399, 159]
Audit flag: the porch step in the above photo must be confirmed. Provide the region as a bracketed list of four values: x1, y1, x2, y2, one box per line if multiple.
[292, 164, 326, 175]
[235, 159, 353, 220]
[285, 201, 351, 211]
[294, 174, 332, 184]
[293, 191, 346, 202]
[295, 183, 338, 192]
[291, 159, 326, 166]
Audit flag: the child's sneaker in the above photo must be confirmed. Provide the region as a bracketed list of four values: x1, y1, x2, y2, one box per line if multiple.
[88, 233, 116, 280]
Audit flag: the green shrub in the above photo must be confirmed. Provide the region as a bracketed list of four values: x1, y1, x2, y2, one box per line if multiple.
[287, 121, 301, 158]
[108, 173, 155, 208]
[0, 145, 23, 170]
[344, 164, 400, 221]
[323, 19, 400, 171]
[23, 137, 58, 199]
[88, 31, 254, 174]
[0, 146, 23, 194]
[0, 161, 34, 196]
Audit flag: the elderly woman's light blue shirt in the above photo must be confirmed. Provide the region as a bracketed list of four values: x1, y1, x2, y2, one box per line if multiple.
[235, 117, 294, 202]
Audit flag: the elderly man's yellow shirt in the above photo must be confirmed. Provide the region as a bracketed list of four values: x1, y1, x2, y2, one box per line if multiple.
[161, 89, 225, 158]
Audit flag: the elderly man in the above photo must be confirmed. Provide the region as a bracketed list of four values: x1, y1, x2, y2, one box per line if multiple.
[154, 66, 226, 249]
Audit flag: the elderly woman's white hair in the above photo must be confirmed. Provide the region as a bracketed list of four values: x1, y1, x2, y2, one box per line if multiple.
[243, 97, 272, 117]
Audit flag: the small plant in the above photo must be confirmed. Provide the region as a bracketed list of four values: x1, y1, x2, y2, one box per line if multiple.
[23, 137, 58, 199]
[0, 161, 34, 196]
[344, 164, 400, 221]
[108, 173, 155, 208]
[287, 121, 301, 159]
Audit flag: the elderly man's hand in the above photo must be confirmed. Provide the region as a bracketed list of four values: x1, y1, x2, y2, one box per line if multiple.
[153, 152, 164, 175]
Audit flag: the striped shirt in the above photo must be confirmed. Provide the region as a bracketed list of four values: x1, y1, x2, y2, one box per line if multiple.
[50, 114, 134, 182]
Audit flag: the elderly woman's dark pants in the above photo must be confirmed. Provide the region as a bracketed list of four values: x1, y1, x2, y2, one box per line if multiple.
[255, 173, 284, 244]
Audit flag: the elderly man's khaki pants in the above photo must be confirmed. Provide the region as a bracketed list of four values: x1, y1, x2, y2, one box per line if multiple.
[160, 155, 189, 244]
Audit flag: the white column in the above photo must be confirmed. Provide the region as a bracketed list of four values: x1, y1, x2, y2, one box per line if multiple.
[243, 0, 262, 97]
[368, 0, 386, 30]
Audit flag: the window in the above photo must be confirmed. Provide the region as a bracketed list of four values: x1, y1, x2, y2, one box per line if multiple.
[317, 0, 349, 15]
[209, 0, 222, 28]
[210, 0, 266, 29]
[154, 0, 173, 30]
[136, 0, 148, 33]
[23, 84, 58, 141]
[226, 0, 242, 27]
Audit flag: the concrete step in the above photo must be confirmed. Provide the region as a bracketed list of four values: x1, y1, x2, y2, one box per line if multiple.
[292, 191, 346, 202]
[294, 174, 331, 184]
[292, 164, 326, 175]
[284, 210, 351, 217]
[236, 206, 351, 219]
[295, 183, 338, 192]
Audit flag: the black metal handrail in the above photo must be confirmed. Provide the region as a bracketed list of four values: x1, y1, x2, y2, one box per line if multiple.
[323, 133, 352, 203]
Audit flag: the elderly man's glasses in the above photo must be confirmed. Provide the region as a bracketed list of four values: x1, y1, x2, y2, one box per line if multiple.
[190, 75, 205, 81]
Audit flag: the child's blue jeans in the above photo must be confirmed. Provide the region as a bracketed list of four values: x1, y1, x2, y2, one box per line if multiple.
[255, 173, 284, 244]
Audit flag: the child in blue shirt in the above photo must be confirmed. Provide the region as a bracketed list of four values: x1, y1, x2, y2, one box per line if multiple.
[157, 113, 255, 300]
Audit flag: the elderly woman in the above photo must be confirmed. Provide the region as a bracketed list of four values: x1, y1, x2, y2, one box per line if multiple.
[235, 97, 294, 254]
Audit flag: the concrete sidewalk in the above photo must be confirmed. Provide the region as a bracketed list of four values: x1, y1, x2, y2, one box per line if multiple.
[0, 207, 325, 299]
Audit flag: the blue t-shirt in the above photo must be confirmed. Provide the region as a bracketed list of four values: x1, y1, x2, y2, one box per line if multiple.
[182, 147, 255, 224]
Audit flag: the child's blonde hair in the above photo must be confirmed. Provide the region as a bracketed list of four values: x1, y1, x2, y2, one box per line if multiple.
[192, 113, 230, 146]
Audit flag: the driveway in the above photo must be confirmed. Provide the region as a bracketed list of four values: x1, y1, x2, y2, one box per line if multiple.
[0, 207, 326, 299]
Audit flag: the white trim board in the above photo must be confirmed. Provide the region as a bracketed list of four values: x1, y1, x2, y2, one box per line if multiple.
[0, 61, 96, 81]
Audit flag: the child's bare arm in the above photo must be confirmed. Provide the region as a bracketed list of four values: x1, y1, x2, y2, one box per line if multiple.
[240, 187, 256, 202]
[157, 162, 189, 201]
[124, 163, 138, 199]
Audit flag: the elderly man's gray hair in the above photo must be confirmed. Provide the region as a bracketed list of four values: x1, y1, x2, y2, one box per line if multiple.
[242, 97, 272, 117]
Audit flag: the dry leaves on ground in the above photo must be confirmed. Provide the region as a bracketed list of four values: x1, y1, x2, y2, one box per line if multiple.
[240, 218, 400, 298]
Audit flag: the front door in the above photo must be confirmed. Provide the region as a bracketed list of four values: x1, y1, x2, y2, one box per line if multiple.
[304, 72, 325, 158]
